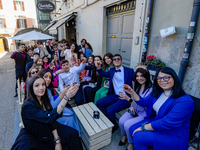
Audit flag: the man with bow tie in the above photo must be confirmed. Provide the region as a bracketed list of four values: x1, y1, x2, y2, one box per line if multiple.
[96, 54, 134, 133]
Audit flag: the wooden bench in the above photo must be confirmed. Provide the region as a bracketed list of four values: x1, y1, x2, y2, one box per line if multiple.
[55, 88, 77, 107]
[73, 102, 114, 150]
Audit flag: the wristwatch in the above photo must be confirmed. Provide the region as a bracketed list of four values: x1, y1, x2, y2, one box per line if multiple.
[128, 98, 133, 104]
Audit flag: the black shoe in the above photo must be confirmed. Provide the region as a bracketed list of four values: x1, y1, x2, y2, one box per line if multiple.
[14, 93, 18, 97]
[112, 124, 118, 134]
[119, 140, 127, 146]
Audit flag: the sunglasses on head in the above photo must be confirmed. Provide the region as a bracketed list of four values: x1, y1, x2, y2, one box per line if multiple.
[31, 71, 38, 74]
[156, 76, 171, 82]
[113, 58, 121, 61]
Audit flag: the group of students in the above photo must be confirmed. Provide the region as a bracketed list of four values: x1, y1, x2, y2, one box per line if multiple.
[11, 40, 195, 150]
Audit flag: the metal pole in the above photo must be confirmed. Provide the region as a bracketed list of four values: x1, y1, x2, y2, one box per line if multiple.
[178, 0, 200, 85]
[142, 0, 154, 62]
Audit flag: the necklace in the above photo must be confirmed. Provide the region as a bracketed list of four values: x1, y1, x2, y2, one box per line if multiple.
[163, 91, 172, 97]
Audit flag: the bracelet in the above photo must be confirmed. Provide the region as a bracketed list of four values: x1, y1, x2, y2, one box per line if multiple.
[54, 136, 61, 143]
[141, 123, 147, 131]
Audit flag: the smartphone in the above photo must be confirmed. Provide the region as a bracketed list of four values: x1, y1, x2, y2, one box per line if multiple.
[127, 109, 139, 117]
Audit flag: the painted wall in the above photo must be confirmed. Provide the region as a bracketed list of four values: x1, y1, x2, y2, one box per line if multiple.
[148, 0, 200, 98]
[0, 0, 38, 51]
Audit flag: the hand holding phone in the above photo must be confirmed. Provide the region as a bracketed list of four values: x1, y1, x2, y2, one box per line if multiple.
[127, 108, 138, 117]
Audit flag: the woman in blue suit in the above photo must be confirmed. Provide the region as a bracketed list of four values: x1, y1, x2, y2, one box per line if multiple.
[121, 67, 194, 150]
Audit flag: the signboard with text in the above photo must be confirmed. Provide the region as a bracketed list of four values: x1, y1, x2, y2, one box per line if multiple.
[37, 1, 55, 13]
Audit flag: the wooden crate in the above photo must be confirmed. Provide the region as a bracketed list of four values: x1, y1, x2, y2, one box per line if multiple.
[55, 88, 77, 107]
[73, 102, 114, 150]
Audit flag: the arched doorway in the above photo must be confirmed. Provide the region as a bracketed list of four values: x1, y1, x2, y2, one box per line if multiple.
[0, 37, 9, 53]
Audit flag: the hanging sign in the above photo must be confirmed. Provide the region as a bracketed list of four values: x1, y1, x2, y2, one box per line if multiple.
[37, 1, 55, 13]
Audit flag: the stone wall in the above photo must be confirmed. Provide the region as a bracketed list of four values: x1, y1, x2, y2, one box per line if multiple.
[148, 36, 200, 98]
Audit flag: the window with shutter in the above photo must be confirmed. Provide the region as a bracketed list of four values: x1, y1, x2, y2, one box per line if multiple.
[16, 19, 19, 28]
[21, 1, 25, 11]
[2, 18, 6, 28]
[13, 0, 17, 10]
[0, 0, 3, 9]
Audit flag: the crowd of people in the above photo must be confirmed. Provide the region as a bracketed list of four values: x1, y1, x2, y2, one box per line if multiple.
[10, 38, 195, 150]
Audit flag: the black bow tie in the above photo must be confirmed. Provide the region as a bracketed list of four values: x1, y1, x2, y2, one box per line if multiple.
[115, 69, 121, 72]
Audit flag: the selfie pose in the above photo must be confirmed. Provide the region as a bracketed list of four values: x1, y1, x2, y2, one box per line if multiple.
[123, 67, 194, 150]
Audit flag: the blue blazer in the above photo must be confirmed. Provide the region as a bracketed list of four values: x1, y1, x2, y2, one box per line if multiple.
[136, 93, 194, 150]
[97, 66, 134, 96]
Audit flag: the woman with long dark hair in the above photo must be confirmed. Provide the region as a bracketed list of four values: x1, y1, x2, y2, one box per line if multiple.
[12, 76, 83, 150]
[61, 42, 79, 67]
[118, 67, 153, 150]
[122, 67, 194, 150]
[94, 53, 114, 104]
[38, 69, 81, 136]
[84, 55, 103, 103]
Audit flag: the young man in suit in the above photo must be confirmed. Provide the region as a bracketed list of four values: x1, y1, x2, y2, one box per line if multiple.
[33, 40, 49, 58]
[11, 44, 27, 97]
[51, 44, 63, 61]
[95, 54, 135, 133]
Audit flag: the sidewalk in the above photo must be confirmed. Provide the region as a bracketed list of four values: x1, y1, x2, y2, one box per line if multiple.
[0, 52, 7, 59]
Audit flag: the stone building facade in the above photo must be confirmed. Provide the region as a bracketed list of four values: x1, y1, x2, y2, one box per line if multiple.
[46, 0, 200, 98]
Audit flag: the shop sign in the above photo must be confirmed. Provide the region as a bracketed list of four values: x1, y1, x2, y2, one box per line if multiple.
[37, 1, 55, 13]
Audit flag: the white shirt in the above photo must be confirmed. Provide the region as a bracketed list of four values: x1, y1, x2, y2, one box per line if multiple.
[36, 48, 40, 54]
[58, 63, 86, 92]
[81, 45, 85, 53]
[153, 90, 172, 114]
[112, 66, 125, 95]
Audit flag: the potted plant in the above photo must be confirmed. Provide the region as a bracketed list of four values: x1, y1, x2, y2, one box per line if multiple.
[145, 55, 165, 71]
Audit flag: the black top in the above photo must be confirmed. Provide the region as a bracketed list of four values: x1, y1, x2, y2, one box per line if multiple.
[21, 99, 62, 149]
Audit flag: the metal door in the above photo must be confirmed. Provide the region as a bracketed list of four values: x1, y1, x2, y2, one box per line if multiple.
[107, 11, 134, 67]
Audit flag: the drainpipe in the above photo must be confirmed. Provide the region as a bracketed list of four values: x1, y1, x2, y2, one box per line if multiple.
[178, 0, 200, 85]
[141, 0, 154, 62]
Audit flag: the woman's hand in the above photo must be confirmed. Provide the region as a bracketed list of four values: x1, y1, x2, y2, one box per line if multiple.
[95, 61, 101, 69]
[132, 127, 142, 136]
[66, 84, 79, 98]
[123, 84, 135, 96]
[62, 86, 71, 94]
[119, 92, 130, 101]
[55, 142, 62, 150]
[129, 107, 137, 114]
[56, 69, 65, 74]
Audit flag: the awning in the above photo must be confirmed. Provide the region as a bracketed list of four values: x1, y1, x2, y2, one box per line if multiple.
[48, 12, 77, 35]
[43, 20, 57, 31]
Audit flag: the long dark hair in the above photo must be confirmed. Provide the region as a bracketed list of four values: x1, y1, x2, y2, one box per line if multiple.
[91, 55, 102, 83]
[134, 68, 152, 95]
[27, 76, 52, 111]
[52, 54, 59, 67]
[38, 69, 54, 89]
[85, 43, 93, 52]
[152, 67, 184, 98]
[70, 42, 79, 54]
[102, 53, 113, 71]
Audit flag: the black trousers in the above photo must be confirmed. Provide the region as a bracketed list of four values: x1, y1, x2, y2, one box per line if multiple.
[11, 123, 83, 150]
[84, 86, 101, 103]
[15, 70, 27, 92]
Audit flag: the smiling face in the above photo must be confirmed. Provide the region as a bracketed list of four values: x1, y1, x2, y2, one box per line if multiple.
[33, 78, 46, 98]
[157, 72, 174, 91]
[136, 72, 146, 85]
[37, 59, 43, 65]
[43, 57, 48, 63]
[88, 56, 93, 65]
[54, 55, 58, 61]
[31, 68, 38, 77]
[94, 57, 100, 63]
[43, 72, 52, 87]
[113, 56, 122, 68]
[81, 40, 86, 46]
[70, 44, 75, 51]
[62, 62, 70, 72]
[104, 56, 112, 65]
